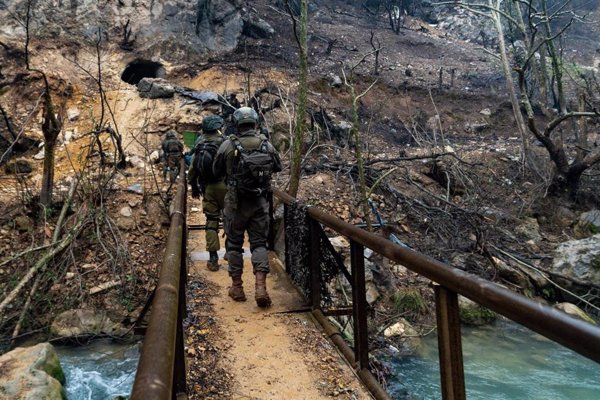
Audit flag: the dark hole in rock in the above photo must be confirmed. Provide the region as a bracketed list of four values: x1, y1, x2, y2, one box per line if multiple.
[121, 60, 165, 85]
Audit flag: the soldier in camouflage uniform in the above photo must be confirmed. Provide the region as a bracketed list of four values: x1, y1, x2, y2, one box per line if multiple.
[213, 107, 282, 307]
[161, 130, 184, 180]
[189, 115, 227, 271]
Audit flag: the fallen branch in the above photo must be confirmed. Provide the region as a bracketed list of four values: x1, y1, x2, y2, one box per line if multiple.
[0, 221, 84, 322]
[365, 152, 479, 166]
[489, 244, 600, 313]
[0, 243, 54, 269]
[10, 273, 42, 346]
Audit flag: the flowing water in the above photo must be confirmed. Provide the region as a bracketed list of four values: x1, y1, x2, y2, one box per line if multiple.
[386, 320, 600, 400]
[56, 339, 140, 400]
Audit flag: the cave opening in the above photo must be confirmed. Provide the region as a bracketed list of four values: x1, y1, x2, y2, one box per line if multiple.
[121, 60, 166, 85]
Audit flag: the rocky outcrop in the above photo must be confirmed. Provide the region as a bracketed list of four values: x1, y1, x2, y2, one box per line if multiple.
[137, 78, 175, 99]
[552, 235, 600, 286]
[554, 302, 596, 325]
[0, 0, 244, 57]
[50, 309, 120, 337]
[458, 296, 497, 326]
[0, 343, 66, 400]
[4, 159, 32, 174]
[575, 210, 600, 238]
[382, 318, 422, 355]
[242, 15, 274, 39]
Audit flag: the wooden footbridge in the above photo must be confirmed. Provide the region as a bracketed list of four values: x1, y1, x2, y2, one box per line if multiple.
[129, 165, 600, 400]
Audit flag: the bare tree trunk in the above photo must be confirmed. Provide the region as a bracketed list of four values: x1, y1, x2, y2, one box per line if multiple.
[541, 0, 566, 114]
[40, 139, 56, 206]
[39, 87, 61, 207]
[288, 0, 308, 198]
[350, 92, 372, 231]
[490, 0, 529, 156]
[510, 0, 549, 115]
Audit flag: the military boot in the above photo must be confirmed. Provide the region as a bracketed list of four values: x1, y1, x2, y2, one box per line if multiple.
[254, 271, 272, 308]
[207, 251, 219, 272]
[228, 275, 246, 302]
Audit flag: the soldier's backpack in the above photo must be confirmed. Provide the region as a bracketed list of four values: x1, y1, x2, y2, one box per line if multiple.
[193, 137, 222, 184]
[230, 135, 274, 196]
[164, 139, 183, 154]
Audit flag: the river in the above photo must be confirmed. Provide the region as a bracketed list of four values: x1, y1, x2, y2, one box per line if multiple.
[386, 320, 600, 399]
[56, 339, 139, 400]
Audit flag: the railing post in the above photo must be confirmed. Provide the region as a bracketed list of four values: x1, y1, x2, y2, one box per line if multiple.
[309, 218, 321, 309]
[350, 240, 369, 370]
[435, 285, 465, 400]
[283, 204, 290, 274]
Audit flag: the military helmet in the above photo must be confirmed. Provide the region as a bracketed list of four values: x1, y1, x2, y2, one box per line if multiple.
[202, 115, 224, 131]
[232, 107, 258, 126]
[166, 130, 177, 139]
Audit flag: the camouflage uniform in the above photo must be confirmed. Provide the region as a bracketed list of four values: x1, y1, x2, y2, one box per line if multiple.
[189, 115, 226, 271]
[213, 108, 281, 307]
[161, 131, 183, 177]
[189, 132, 227, 254]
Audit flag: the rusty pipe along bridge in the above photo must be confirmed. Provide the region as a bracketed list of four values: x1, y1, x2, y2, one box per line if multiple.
[130, 167, 600, 400]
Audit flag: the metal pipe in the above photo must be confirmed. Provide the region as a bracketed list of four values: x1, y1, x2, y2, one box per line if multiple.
[273, 189, 600, 363]
[312, 309, 393, 400]
[131, 165, 187, 400]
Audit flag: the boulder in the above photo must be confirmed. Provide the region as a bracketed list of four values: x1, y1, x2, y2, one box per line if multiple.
[127, 155, 145, 169]
[464, 122, 490, 133]
[382, 318, 422, 355]
[329, 236, 350, 253]
[552, 235, 600, 286]
[574, 210, 600, 238]
[458, 296, 497, 325]
[0, 343, 65, 400]
[67, 107, 80, 121]
[137, 78, 175, 99]
[4, 160, 33, 174]
[554, 302, 596, 325]
[365, 281, 380, 306]
[242, 15, 274, 38]
[330, 74, 343, 87]
[515, 217, 542, 242]
[149, 150, 161, 163]
[14, 215, 34, 233]
[33, 148, 45, 160]
[50, 309, 120, 337]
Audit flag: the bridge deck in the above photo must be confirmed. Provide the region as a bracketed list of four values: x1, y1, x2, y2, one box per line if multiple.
[186, 206, 372, 399]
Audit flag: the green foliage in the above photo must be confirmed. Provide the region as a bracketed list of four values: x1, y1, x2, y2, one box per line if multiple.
[541, 286, 557, 300]
[391, 288, 427, 315]
[459, 306, 497, 326]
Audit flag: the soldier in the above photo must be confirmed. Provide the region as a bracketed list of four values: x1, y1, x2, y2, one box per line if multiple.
[189, 115, 227, 271]
[221, 93, 242, 137]
[213, 107, 282, 307]
[161, 130, 184, 181]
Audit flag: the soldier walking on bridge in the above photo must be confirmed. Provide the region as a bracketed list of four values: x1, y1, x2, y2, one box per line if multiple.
[213, 107, 281, 307]
[189, 115, 227, 271]
[161, 130, 184, 181]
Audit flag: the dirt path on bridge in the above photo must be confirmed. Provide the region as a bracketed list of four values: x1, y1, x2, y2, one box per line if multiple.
[185, 200, 373, 400]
